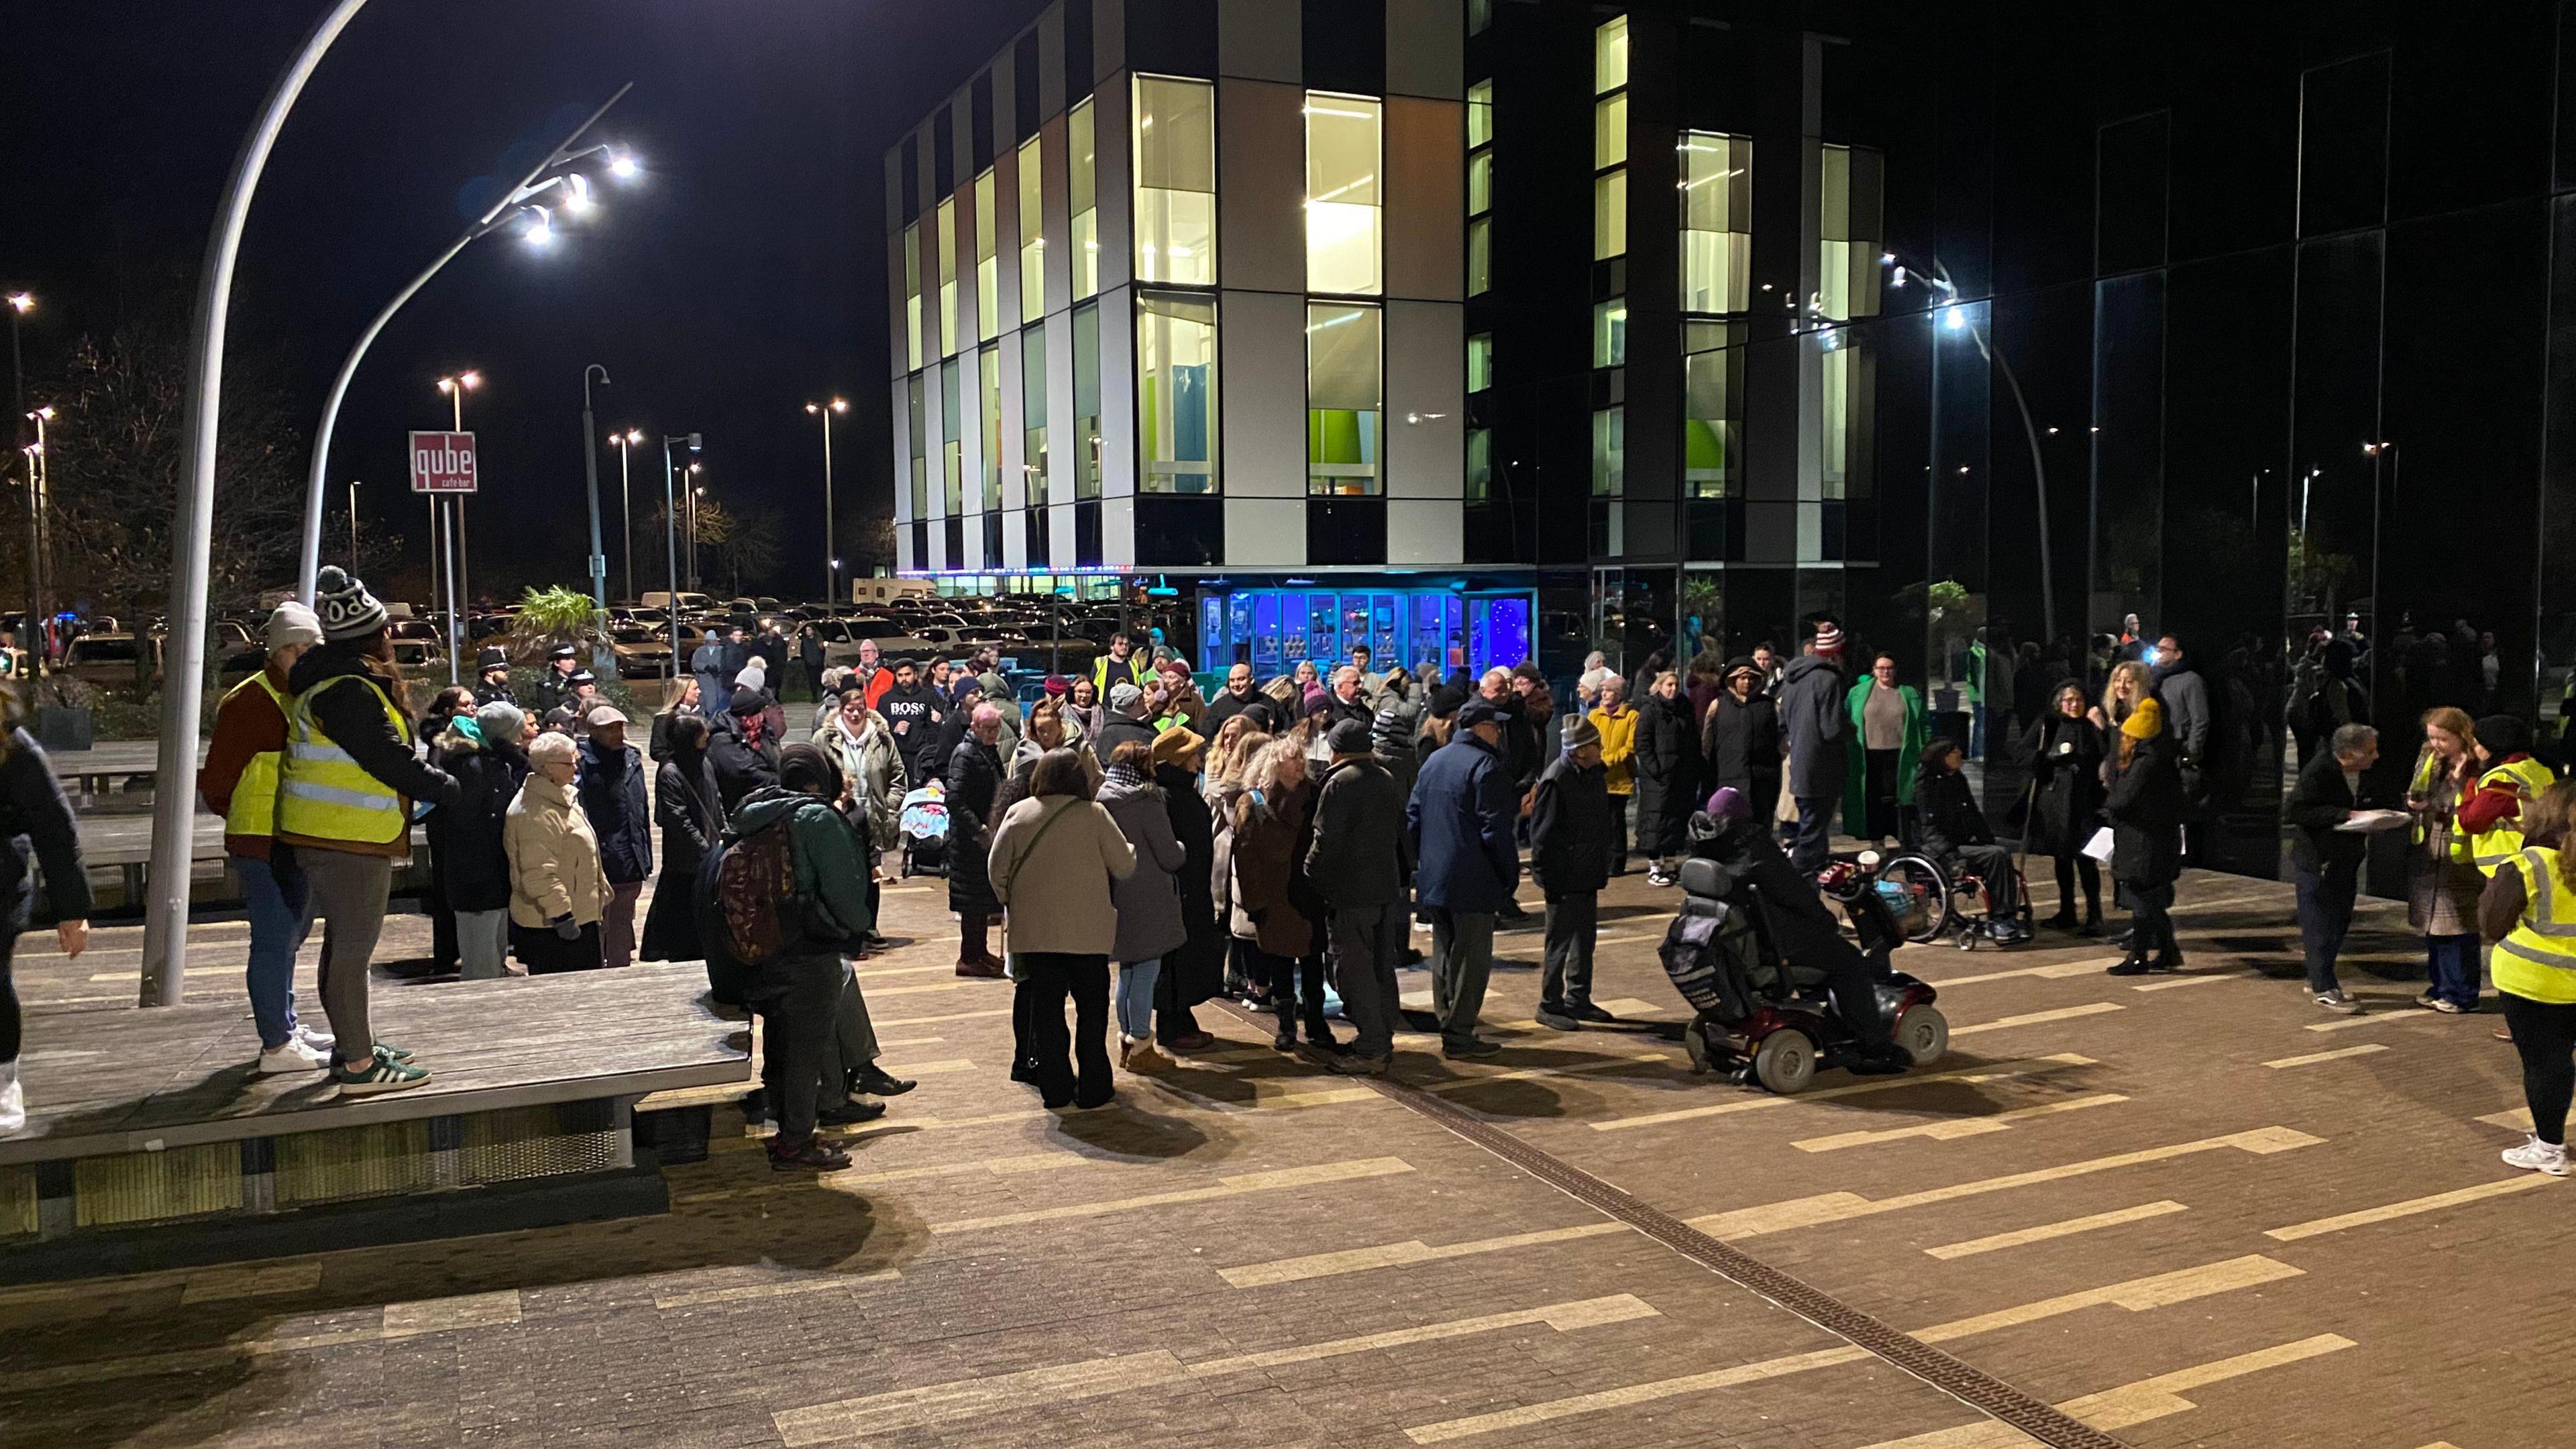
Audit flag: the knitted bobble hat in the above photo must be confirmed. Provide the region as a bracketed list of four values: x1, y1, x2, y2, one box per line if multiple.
[312, 566, 388, 642]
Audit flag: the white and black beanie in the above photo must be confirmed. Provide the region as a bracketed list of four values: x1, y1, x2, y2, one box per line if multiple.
[313, 566, 388, 643]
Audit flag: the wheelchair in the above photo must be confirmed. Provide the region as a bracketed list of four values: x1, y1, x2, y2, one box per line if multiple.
[1857, 844, 2033, 951]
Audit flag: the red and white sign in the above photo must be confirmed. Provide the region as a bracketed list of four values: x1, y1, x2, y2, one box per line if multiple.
[408, 430, 479, 494]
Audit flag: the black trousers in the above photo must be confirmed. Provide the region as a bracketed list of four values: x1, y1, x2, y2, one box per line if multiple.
[1250, 946, 1331, 1036]
[513, 921, 603, 974]
[1542, 890, 1598, 1009]
[755, 952, 848, 1146]
[1607, 796, 1630, 872]
[1952, 843, 2021, 919]
[0, 929, 18, 1062]
[2502, 991, 2576, 1147]
[1864, 748, 1902, 841]
[2050, 852, 2102, 920]
[1019, 951, 1113, 1107]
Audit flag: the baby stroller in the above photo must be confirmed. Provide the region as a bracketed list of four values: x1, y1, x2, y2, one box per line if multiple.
[1659, 856, 1947, 1093]
[898, 779, 951, 877]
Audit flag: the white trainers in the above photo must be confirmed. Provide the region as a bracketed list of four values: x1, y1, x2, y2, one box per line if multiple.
[2313, 989, 2359, 1014]
[295, 1024, 337, 1055]
[256, 1036, 332, 1075]
[0, 1060, 21, 1134]
[2502, 1135, 2569, 1177]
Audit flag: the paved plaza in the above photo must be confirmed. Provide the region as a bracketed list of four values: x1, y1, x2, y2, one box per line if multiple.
[0, 864, 2553, 1449]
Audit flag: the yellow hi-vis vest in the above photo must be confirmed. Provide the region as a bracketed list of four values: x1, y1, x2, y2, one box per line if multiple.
[216, 671, 290, 839]
[2496, 847, 2576, 1004]
[1091, 651, 1150, 693]
[2467, 756, 2557, 875]
[277, 674, 412, 847]
[2410, 749, 2474, 864]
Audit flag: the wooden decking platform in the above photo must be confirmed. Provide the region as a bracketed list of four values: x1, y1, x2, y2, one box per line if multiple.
[3, 964, 747, 1167]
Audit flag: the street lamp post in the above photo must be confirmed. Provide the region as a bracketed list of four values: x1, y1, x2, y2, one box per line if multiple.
[434, 370, 479, 684]
[347, 478, 360, 568]
[609, 428, 641, 604]
[9, 292, 34, 660]
[686, 465, 703, 592]
[806, 398, 847, 602]
[22, 406, 51, 666]
[580, 364, 612, 676]
[660, 433, 698, 676]
[292, 84, 637, 601]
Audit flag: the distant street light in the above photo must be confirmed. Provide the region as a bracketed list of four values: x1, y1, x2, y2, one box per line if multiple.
[6, 291, 32, 658]
[431, 370, 480, 682]
[806, 397, 847, 602]
[659, 433, 701, 667]
[292, 83, 639, 600]
[580, 364, 612, 676]
[347, 478, 360, 568]
[21, 405, 51, 659]
[608, 428, 643, 603]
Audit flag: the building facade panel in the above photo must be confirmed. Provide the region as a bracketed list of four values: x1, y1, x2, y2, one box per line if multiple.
[1224, 498, 1307, 566]
[1219, 0, 1299, 81]
[1384, 299, 1464, 498]
[1218, 288, 1307, 499]
[1218, 79, 1307, 297]
[1383, 94, 1464, 303]
[1387, 498, 1462, 566]
[1384, 0, 1462, 100]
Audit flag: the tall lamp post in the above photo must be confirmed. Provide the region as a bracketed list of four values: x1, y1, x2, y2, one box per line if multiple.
[347, 478, 361, 568]
[9, 292, 36, 659]
[434, 370, 480, 683]
[805, 398, 847, 602]
[686, 463, 703, 592]
[2363, 439, 2396, 684]
[659, 433, 700, 676]
[608, 428, 642, 604]
[21, 405, 52, 666]
[579, 364, 612, 676]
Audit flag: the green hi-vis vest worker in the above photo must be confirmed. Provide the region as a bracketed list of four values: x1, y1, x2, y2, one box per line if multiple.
[278, 673, 413, 846]
[214, 671, 290, 839]
[2469, 757, 2558, 876]
[2496, 847, 2576, 1004]
[2410, 749, 2475, 865]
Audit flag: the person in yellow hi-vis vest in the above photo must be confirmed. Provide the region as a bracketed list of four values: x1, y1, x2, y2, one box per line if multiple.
[2404, 707, 2486, 1013]
[278, 568, 455, 1096]
[199, 601, 328, 1074]
[2458, 714, 2557, 877]
[2478, 779, 2576, 1177]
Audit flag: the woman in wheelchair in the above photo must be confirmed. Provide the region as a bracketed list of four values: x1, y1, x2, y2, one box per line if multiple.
[1913, 739, 2031, 945]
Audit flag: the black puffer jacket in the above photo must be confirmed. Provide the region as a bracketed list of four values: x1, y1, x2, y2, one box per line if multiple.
[428, 722, 527, 913]
[1372, 694, 1425, 798]
[2104, 733, 2188, 889]
[1305, 756, 1410, 911]
[0, 728, 91, 932]
[945, 736, 1005, 917]
[1529, 751, 1611, 894]
[1632, 691, 1701, 857]
[706, 710, 777, 812]
[577, 737, 653, 885]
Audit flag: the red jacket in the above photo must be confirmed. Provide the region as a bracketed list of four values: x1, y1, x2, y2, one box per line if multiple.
[2455, 753, 2536, 836]
[200, 663, 292, 860]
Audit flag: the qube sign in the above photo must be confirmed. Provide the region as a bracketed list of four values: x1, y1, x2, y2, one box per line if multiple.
[408, 430, 478, 493]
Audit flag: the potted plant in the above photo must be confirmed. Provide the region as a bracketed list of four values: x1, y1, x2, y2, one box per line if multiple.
[30, 671, 97, 752]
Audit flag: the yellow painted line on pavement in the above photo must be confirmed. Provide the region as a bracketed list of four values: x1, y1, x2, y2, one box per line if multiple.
[2262, 1043, 2388, 1069]
[2130, 971, 2251, 991]
[1688, 1126, 2321, 1240]
[1220, 1221, 1631, 1288]
[1591, 1054, 2097, 1132]
[1849, 1334, 2357, 1448]
[1401, 1256, 2301, 1443]
[1923, 1201, 2187, 1260]
[1919, 959, 2116, 988]
[896, 1057, 977, 1075]
[853, 961, 966, 978]
[929, 1157, 1413, 1234]
[1948, 1002, 2123, 1036]
[2264, 1175, 2557, 1241]
[381, 1289, 521, 1334]
[653, 1270, 900, 1309]
[1790, 1093, 2127, 1153]
[866, 977, 1006, 998]
[871, 1034, 946, 1050]
[1420, 1053, 1675, 1093]
[773, 1293, 1658, 1444]
[2304, 1007, 2438, 1032]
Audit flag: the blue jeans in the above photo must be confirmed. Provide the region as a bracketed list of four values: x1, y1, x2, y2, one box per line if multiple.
[2293, 860, 2358, 994]
[240, 851, 313, 1050]
[1791, 796, 1836, 873]
[1116, 957, 1161, 1038]
[2425, 933, 2482, 1009]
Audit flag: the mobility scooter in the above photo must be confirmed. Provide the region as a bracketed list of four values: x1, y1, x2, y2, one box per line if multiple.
[1658, 853, 1949, 1093]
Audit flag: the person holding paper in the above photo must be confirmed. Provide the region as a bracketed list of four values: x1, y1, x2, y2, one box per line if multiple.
[2104, 698, 2189, 977]
[2287, 723, 2384, 1012]
[2022, 681, 2107, 934]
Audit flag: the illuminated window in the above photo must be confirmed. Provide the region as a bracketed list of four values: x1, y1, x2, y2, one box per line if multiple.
[1138, 291, 1218, 493]
[1069, 99, 1099, 300]
[979, 345, 1002, 511]
[1467, 151, 1491, 215]
[907, 374, 928, 516]
[902, 224, 923, 370]
[1307, 302, 1382, 496]
[1819, 144, 1884, 321]
[1468, 331, 1493, 392]
[1819, 328, 1869, 499]
[1684, 321, 1742, 498]
[1134, 76, 1216, 286]
[1307, 93, 1382, 296]
[1593, 299, 1627, 368]
[1072, 302, 1102, 498]
[1466, 427, 1493, 502]
[1595, 16, 1629, 93]
[1468, 0, 1492, 36]
[939, 357, 963, 512]
[936, 198, 959, 356]
[1591, 406, 1623, 497]
[1468, 217, 1491, 294]
[1467, 80, 1493, 148]
[1682, 131, 1752, 315]
[1017, 136, 1044, 324]
[974, 169, 998, 339]
[1592, 18, 1627, 260]
[1022, 325, 1049, 503]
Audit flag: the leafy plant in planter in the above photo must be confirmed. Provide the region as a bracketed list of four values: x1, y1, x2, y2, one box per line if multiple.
[504, 585, 607, 666]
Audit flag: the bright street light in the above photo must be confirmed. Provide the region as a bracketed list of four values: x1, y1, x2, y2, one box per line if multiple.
[4, 294, 29, 315]
[608, 149, 639, 180]
[608, 428, 644, 602]
[807, 397, 849, 600]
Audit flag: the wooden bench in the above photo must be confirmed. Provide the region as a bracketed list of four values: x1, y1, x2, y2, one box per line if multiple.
[0, 964, 749, 1277]
[46, 740, 207, 799]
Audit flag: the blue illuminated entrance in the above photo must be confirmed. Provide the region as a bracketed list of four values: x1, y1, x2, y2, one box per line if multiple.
[1198, 586, 1534, 680]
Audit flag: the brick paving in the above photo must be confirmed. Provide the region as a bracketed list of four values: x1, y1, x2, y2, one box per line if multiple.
[0, 858, 2557, 1448]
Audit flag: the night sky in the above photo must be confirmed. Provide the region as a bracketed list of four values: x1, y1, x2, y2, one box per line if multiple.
[0, 0, 1046, 604]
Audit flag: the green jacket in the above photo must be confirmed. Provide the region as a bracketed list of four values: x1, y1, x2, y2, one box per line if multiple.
[727, 786, 876, 948]
[1843, 679, 1929, 835]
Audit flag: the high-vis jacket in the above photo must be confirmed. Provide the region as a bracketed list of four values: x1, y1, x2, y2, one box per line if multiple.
[2465, 756, 2557, 875]
[216, 673, 289, 839]
[2410, 749, 2474, 865]
[278, 674, 413, 847]
[2496, 846, 2576, 1004]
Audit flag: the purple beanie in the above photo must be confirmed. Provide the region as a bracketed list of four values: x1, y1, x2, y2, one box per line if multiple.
[1705, 786, 1750, 820]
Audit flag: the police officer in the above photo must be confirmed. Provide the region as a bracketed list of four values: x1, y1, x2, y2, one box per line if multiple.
[534, 643, 580, 716]
[473, 645, 513, 707]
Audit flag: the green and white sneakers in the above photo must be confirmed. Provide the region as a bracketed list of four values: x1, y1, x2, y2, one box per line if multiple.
[329, 1044, 430, 1096]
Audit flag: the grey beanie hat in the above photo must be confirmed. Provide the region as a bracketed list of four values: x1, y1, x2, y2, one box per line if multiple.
[311, 566, 388, 642]
[1560, 714, 1603, 753]
[1108, 681, 1144, 712]
[474, 700, 525, 743]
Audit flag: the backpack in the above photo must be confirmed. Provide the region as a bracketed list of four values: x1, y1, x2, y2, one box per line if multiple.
[711, 815, 801, 967]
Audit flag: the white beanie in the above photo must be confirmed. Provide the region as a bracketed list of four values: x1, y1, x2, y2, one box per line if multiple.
[266, 600, 323, 651]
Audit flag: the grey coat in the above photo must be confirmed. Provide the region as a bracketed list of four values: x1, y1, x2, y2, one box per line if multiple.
[2153, 664, 2212, 763]
[1306, 756, 1411, 911]
[1099, 769, 1189, 963]
[1776, 653, 1849, 799]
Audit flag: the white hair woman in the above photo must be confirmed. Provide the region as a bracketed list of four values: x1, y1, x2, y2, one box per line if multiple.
[505, 729, 610, 974]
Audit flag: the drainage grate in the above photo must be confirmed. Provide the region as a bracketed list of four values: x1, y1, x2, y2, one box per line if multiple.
[1216, 1000, 2129, 1449]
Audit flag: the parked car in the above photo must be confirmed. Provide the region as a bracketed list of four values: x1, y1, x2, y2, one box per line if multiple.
[389, 638, 445, 673]
[63, 633, 162, 687]
[807, 619, 932, 667]
[608, 625, 674, 679]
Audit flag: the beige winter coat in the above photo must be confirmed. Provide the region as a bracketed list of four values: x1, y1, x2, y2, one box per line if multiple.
[504, 772, 613, 928]
[987, 794, 1138, 957]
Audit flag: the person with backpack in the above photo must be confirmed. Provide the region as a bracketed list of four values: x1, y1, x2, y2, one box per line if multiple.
[716, 744, 911, 1170]
[987, 747, 1138, 1109]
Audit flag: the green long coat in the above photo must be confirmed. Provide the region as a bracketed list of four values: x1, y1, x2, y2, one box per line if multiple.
[1843, 679, 1929, 835]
